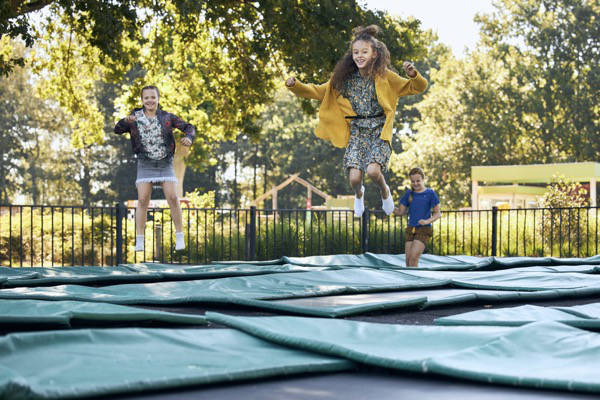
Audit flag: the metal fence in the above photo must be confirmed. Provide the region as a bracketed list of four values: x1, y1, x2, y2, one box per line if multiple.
[1, 204, 599, 267]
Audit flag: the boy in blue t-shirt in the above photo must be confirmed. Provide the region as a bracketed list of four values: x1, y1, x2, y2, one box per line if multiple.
[393, 167, 441, 267]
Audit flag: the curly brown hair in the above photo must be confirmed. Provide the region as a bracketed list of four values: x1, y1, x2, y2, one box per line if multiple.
[331, 25, 392, 92]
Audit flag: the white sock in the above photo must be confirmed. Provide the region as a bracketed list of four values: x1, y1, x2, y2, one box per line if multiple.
[135, 235, 144, 252]
[175, 232, 185, 250]
[354, 185, 365, 217]
[382, 184, 395, 216]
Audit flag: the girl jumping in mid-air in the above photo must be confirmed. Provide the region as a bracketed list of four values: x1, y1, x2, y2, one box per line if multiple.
[114, 85, 195, 252]
[285, 25, 427, 217]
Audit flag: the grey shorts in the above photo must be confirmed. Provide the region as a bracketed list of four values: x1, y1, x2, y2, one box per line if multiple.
[343, 125, 391, 173]
[135, 157, 177, 186]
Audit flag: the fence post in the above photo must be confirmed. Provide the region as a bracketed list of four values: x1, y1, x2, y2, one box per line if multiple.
[247, 206, 257, 261]
[491, 206, 498, 257]
[154, 223, 163, 261]
[115, 203, 126, 265]
[361, 209, 369, 253]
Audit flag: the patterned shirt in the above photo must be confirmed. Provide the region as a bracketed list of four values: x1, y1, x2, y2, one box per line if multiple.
[135, 109, 167, 160]
[341, 71, 386, 128]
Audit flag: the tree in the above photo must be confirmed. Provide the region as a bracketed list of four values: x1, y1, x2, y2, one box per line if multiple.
[391, 0, 599, 208]
[0, 0, 139, 76]
[3, 1, 430, 205]
[477, 0, 599, 161]
[23, 1, 429, 199]
[0, 39, 74, 204]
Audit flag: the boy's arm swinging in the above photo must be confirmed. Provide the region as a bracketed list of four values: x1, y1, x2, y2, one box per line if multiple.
[418, 204, 441, 225]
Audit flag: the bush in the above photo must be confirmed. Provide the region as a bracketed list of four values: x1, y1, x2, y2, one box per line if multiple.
[538, 175, 589, 256]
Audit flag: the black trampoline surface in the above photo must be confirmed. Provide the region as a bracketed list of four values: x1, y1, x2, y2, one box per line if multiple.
[138, 294, 600, 326]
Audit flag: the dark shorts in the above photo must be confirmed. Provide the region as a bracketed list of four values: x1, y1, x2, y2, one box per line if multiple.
[405, 226, 433, 245]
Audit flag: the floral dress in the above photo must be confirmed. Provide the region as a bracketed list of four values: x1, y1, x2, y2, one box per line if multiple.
[340, 71, 391, 173]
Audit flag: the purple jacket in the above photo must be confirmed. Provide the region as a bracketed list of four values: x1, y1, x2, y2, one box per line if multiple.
[114, 108, 195, 159]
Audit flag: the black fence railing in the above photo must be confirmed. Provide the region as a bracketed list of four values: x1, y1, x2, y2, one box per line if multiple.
[1, 204, 599, 267]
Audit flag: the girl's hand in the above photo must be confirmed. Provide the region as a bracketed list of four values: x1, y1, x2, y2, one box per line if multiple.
[127, 115, 137, 123]
[180, 137, 192, 146]
[418, 219, 428, 225]
[285, 77, 296, 87]
[403, 61, 417, 78]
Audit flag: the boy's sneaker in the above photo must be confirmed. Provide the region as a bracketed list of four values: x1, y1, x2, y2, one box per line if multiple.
[135, 235, 144, 252]
[382, 184, 395, 216]
[354, 185, 365, 217]
[175, 232, 185, 251]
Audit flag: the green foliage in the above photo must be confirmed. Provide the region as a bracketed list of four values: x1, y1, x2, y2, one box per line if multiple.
[538, 175, 589, 252]
[3, 1, 431, 206]
[185, 189, 215, 209]
[477, 0, 599, 161]
[392, 0, 599, 207]
[539, 175, 589, 209]
[0, 39, 84, 204]
[0, 206, 117, 266]
[1, 0, 140, 76]
[15, 0, 429, 161]
[32, 13, 107, 148]
[0, 0, 37, 75]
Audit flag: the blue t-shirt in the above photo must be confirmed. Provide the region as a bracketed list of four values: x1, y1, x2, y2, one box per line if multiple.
[399, 188, 440, 227]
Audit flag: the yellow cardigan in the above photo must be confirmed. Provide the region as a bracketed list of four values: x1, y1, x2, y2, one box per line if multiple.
[287, 69, 428, 148]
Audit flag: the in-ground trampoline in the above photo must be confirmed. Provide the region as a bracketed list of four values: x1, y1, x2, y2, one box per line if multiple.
[1, 253, 600, 400]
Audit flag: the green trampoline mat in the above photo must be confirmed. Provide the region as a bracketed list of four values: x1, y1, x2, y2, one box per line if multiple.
[0, 263, 332, 288]
[400, 269, 600, 290]
[0, 299, 207, 328]
[207, 313, 600, 393]
[0, 269, 447, 305]
[436, 302, 600, 328]
[216, 253, 600, 270]
[0, 327, 352, 399]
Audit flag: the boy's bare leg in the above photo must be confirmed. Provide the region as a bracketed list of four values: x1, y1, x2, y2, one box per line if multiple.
[405, 241, 413, 266]
[407, 240, 426, 267]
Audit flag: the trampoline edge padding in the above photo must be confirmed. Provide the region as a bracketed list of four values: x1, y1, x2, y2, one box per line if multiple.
[205, 313, 600, 394]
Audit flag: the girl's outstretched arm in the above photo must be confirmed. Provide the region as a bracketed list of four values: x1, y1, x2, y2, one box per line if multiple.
[388, 63, 428, 96]
[285, 77, 328, 101]
[114, 114, 135, 134]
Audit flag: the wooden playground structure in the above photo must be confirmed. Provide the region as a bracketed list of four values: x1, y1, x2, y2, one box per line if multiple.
[251, 173, 332, 210]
